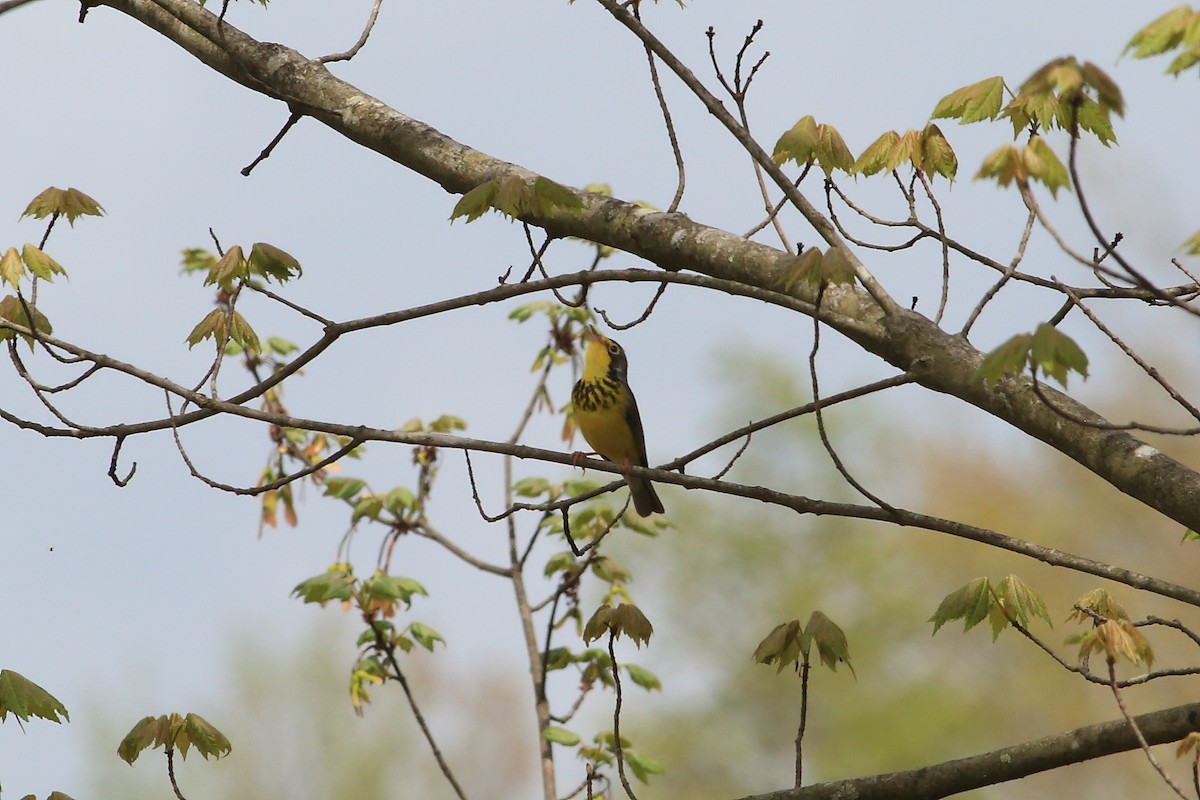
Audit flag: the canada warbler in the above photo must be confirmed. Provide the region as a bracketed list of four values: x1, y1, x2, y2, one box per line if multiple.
[571, 327, 664, 516]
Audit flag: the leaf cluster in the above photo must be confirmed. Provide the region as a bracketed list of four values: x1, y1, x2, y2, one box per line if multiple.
[753, 610, 854, 676]
[117, 712, 231, 765]
[975, 322, 1089, 389]
[929, 575, 1052, 640]
[0, 670, 68, 725]
[1124, 5, 1200, 75]
[450, 176, 585, 223]
[582, 602, 653, 647]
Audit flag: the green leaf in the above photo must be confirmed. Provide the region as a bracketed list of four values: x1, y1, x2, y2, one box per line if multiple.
[805, 610, 855, 676]
[625, 750, 666, 783]
[1067, 588, 1129, 623]
[582, 602, 653, 646]
[228, 311, 260, 353]
[365, 573, 428, 605]
[117, 715, 159, 764]
[322, 476, 367, 500]
[205, 245, 246, 289]
[773, 115, 854, 175]
[544, 551, 579, 578]
[0, 294, 53, 347]
[247, 242, 302, 282]
[929, 577, 993, 635]
[930, 75, 1006, 124]
[542, 726, 581, 746]
[0, 670, 69, 724]
[530, 177, 585, 216]
[429, 414, 467, 433]
[185, 308, 227, 349]
[1071, 619, 1154, 668]
[752, 619, 803, 673]
[0, 248, 25, 289]
[291, 565, 356, 604]
[624, 663, 662, 690]
[450, 180, 500, 223]
[21, 186, 105, 225]
[1125, 6, 1194, 59]
[351, 494, 384, 523]
[383, 486, 417, 515]
[919, 123, 957, 180]
[410, 622, 444, 651]
[1023, 137, 1071, 198]
[182, 713, 231, 760]
[1030, 322, 1088, 387]
[180, 248, 217, 276]
[993, 574, 1053, 634]
[975, 332, 1034, 387]
[21, 244, 67, 282]
[513, 477, 551, 498]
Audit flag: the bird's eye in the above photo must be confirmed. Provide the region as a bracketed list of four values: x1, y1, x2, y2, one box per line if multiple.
[608, 343, 620, 355]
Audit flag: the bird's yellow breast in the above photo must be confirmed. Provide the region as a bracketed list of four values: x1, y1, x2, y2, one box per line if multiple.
[573, 376, 640, 465]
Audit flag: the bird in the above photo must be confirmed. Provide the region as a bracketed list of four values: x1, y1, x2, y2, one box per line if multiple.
[571, 326, 664, 517]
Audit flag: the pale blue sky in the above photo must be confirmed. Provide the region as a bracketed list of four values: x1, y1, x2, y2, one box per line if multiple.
[1, 1, 1196, 796]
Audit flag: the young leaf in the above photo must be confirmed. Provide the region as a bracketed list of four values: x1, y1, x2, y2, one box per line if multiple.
[993, 574, 1053, 631]
[1030, 322, 1088, 387]
[773, 115, 853, 175]
[182, 713, 232, 760]
[247, 242, 302, 282]
[975, 144, 1024, 189]
[206, 245, 246, 289]
[21, 186, 105, 225]
[930, 75, 1006, 124]
[974, 332, 1033, 387]
[852, 131, 901, 176]
[542, 726, 581, 746]
[582, 602, 653, 646]
[752, 619, 803, 673]
[21, 244, 67, 282]
[1022, 137, 1071, 198]
[625, 749, 666, 783]
[450, 180, 500, 223]
[409, 622, 445, 651]
[919, 123, 958, 180]
[805, 610, 855, 676]
[530, 177, 586, 216]
[1067, 588, 1129, 623]
[1124, 6, 1194, 59]
[185, 308, 228, 349]
[0, 248, 25, 289]
[624, 663, 662, 691]
[0, 294, 53, 347]
[0, 670, 69, 724]
[929, 577, 993, 635]
[291, 565, 356, 604]
[229, 311, 261, 353]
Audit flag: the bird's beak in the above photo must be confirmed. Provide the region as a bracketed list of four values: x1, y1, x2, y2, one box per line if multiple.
[583, 325, 601, 343]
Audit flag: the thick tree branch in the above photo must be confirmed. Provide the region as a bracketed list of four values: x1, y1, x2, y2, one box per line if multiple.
[82, 0, 1200, 532]
[743, 701, 1200, 800]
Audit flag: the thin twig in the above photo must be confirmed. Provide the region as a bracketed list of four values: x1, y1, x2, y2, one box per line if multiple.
[1107, 659, 1190, 799]
[241, 111, 302, 176]
[632, 3, 685, 212]
[606, 632, 639, 800]
[374, 627, 469, 800]
[318, 0, 382, 63]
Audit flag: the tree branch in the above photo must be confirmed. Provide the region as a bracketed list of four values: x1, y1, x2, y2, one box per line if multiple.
[80, 0, 1200, 537]
[741, 701, 1200, 800]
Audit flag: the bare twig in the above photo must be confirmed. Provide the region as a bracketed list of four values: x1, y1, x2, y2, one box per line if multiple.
[1106, 660, 1190, 800]
[631, 2, 684, 212]
[241, 111, 302, 176]
[318, 0, 382, 63]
